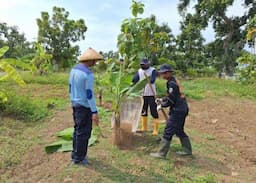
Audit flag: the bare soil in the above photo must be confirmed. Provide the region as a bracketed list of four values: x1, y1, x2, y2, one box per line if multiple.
[112, 123, 133, 150]
[186, 97, 256, 182]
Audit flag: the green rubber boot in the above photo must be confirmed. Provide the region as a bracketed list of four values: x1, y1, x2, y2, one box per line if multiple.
[176, 137, 192, 156]
[150, 138, 171, 159]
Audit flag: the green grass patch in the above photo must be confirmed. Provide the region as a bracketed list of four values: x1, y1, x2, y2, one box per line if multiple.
[156, 77, 256, 100]
[0, 118, 41, 169]
[20, 71, 68, 85]
[0, 93, 49, 121]
[182, 78, 256, 100]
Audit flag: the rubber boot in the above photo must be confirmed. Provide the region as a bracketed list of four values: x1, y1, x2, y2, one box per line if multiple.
[137, 116, 148, 132]
[176, 137, 192, 156]
[150, 138, 171, 159]
[152, 119, 159, 136]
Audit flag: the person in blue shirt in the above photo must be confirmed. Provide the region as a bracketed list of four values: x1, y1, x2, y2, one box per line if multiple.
[69, 48, 103, 165]
[150, 64, 192, 159]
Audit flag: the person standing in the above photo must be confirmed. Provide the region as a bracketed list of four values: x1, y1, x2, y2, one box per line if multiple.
[150, 64, 192, 158]
[132, 58, 159, 135]
[69, 48, 103, 165]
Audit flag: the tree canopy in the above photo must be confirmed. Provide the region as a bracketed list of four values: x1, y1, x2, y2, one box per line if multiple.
[37, 6, 87, 70]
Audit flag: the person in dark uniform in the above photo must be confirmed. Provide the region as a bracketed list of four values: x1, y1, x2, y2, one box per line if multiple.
[150, 64, 192, 158]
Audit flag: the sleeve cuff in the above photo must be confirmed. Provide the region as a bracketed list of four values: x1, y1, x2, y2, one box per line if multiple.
[92, 111, 98, 114]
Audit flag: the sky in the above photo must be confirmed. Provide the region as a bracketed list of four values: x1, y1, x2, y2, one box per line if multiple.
[0, 0, 247, 53]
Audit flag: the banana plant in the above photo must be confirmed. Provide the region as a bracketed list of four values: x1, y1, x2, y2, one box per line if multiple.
[31, 43, 53, 75]
[96, 59, 147, 146]
[0, 46, 26, 102]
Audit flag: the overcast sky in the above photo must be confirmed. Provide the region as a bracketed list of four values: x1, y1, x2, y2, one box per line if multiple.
[0, 0, 246, 53]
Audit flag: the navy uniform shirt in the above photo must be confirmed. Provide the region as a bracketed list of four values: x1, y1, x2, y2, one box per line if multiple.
[162, 77, 188, 113]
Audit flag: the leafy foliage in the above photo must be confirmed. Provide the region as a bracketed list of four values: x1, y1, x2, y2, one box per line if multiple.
[0, 22, 34, 58]
[237, 52, 256, 84]
[0, 46, 26, 103]
[177, 0, 255, 75]
[117, 1, 175, 67]
[31, 43, 53, 75]
[1, 92, 49, 121]
[45, 119, 102, 153]
[37, 6, 87, 70]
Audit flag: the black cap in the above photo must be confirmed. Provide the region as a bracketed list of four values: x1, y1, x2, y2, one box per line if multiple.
[158, 64, 174, 73]
[140, 58, 150, 65]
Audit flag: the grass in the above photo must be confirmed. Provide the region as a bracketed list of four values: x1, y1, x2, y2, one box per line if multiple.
[0, 72, 69, 122]
[0, 118, 42, 169]
[20, 71, 69, 85]
[156, 77, 256, 100]
[183, 78, 256, 100]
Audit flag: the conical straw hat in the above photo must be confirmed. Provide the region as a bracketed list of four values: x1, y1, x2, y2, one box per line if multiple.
[79, 47, 103, 62]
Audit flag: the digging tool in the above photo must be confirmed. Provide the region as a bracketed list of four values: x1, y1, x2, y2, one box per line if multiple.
[143, 72, 168, 121]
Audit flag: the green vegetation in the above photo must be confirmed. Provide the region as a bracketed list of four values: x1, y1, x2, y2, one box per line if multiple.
[156, 78, 256, 100]
[37, 6, 87, 70]
[1, 0, 256, 182]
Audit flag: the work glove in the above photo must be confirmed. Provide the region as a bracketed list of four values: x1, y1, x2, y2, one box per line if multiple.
[155, 98, 162, 105]
[157, 105, 162, 111]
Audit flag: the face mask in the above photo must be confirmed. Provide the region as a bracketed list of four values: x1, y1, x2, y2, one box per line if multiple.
[141, 65, 150, 70]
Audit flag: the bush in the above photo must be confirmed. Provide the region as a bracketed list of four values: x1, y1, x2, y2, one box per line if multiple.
[186, 68, 198, 78]
[197, 67, 217, 77]
[0, 93, 49, 121]
[237, 53, 256, 84]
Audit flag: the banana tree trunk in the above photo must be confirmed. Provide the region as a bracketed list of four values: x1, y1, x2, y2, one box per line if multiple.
[112, 111, 121, 146]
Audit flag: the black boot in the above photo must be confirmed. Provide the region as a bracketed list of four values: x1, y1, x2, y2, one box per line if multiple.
[150, 138, 171, 159]
[176, 137, 192, 156]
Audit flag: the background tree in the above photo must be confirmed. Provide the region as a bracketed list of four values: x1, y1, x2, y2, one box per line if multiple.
[0, 22, 34, 59]
[237, 15, 256, 84]
[178, 0, 256, 75]
[117, 1, 175, 68]
[176, 13, 206, 74]
[37, 6, 87, 71]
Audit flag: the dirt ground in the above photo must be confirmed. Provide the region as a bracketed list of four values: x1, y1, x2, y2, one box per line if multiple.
[1, 97, 256, 182]
[186, 97, 256, 182]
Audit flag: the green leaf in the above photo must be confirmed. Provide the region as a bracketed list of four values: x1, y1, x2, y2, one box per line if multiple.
[45, 139, 71, 154]
[124, 78, 147, 97]
[1, 58, 32, 71]
[56, 127, 73, 140]
[0, 46, 9, 58]
[45, 127, 100, 154]
[0, 61, 25, 86]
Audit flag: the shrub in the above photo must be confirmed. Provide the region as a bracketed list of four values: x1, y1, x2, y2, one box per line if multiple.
[1, 93, 49, 122]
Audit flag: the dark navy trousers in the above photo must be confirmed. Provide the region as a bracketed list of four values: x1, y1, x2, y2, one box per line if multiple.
[163, 109, 189, 141]
[142, 96, 159, 118]
[71, 105, 92, 163]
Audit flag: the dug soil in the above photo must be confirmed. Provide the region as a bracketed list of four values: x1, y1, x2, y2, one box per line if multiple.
[112, 123, 133, 150]
[1, 97, 256, 182]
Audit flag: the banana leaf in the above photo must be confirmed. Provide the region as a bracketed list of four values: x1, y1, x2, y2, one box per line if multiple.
[45, 127, 101, 154]
[124, 78, 147, 97]
[1, 58, 32, 71]
[0, 61, 25, 86]
[0, 46, 9, 58]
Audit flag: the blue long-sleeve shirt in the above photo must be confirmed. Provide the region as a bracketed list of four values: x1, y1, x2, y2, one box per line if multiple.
[69, 64, 97, 114]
